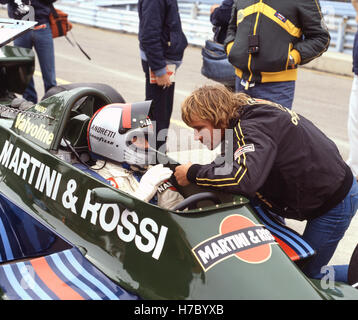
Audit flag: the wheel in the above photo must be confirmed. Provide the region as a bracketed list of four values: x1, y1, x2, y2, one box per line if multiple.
[41, 83, 125, 104]
[43, 83, 126, 121]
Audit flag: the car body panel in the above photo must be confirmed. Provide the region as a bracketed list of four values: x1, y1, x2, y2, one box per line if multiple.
[0, 246, 138, 300]
[0, 98, 338, 299]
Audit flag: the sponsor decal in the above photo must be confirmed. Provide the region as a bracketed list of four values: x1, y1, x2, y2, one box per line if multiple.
[88, 129, 115, 146]
[274, 11, 287, 23]
[157, 180, 176, 194]
[14, 113, 54, 145]
[34, 104, 47, 113]
[107, 177, 119, 188]
[90, 125, 116, 138]
[80, 190, 168, 260]
[0, 139, 168, 260]
[0, 139, 62, 199]
[140, 118, 152, 128]
[192, 214, 276, 271]
[234, 143, 255, 160]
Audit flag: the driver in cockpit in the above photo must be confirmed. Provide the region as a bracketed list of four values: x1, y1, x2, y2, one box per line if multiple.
[87, 101, 184, 210]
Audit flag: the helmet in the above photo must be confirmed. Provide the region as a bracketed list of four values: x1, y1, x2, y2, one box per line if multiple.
[87, 101, 156, 167]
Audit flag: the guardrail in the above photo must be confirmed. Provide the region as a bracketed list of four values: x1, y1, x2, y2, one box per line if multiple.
[320, 1, 356, 53]
[1, 1, 357, 52]
[54, 0, 215, 46]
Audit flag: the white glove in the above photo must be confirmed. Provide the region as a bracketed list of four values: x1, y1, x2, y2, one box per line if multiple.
[134, 164, 173, 202]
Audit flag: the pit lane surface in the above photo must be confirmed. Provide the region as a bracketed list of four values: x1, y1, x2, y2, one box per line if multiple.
[9, 19, 357, 269]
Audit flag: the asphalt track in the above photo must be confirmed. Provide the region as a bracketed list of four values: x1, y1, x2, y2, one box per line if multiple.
[6, 17, 358, 269]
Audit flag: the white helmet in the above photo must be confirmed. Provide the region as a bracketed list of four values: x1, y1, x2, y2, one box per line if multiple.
[87, 101, 156, 167]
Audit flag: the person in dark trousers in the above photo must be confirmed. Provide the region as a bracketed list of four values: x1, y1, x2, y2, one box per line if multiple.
[174, 85, 358, 283]
[138, 0, 188, 153]
[210, 0, 234, 44]
[1, 0, 57, 104]
[224, 0, 331, 109]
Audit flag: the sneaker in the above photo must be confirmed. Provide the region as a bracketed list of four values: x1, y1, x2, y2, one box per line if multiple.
[11, 97, 34, 111]
[10, 97, 27, 109]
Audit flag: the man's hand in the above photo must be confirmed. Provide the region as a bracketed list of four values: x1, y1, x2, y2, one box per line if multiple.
[135, 164, 173, 202]
[174, 163, 192, 186]
[210, 4, 220, 14]
[156, 73, 172, 88]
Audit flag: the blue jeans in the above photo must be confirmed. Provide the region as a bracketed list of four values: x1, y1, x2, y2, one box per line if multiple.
[141, 59, 175, 153]
[14, 23, 56, 103]
[301, 178, 358, 283]
[235, 76, 295, 109]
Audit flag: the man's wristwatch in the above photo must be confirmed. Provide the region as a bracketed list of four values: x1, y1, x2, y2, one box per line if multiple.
[288, 55, 295, 69]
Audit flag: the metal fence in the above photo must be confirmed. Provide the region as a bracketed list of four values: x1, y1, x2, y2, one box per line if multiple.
[320, 1, 356, 53]
[53, 0, 215, 46]
[1, 0, 357, 52]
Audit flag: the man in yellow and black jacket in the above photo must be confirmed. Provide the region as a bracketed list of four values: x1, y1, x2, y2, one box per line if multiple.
[224, 0, 330, 109]
[175, 85, 358, 283]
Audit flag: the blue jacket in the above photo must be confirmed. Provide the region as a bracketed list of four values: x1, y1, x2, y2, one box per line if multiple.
[210, 0, 233, 44]
[3, 0, 56, 25]
[138, 0, 188, 74]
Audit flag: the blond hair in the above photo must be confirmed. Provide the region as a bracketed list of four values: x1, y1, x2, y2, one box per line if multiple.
[181, 85, 251, 128]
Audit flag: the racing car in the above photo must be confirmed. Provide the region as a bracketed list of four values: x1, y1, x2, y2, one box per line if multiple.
[1, 18, 358, 300]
